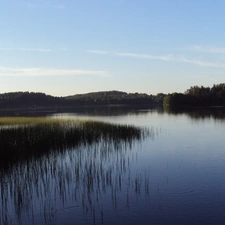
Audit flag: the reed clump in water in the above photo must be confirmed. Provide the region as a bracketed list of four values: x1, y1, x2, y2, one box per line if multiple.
[0, 117, 145, 165]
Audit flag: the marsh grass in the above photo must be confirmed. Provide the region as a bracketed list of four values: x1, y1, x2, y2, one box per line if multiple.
[0, 140, 152, 225]
[0, 117, 154, 225]
[0, 117, 145, 165]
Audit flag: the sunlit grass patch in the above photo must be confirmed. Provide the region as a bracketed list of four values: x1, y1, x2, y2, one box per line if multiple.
[0, 117, 75, 126]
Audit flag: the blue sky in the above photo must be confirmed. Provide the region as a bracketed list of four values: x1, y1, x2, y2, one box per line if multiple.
[1, 0, 225, 96]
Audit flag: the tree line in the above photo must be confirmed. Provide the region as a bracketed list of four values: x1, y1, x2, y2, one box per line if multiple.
[0, 91, 164, 109]
[64, 91, 165, 106]
[163, 83, 225, 107]
[0, 92, 60, 108]
[1, 83, 224, 110]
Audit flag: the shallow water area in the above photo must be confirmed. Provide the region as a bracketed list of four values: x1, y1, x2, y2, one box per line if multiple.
[1, 107, 225, 225]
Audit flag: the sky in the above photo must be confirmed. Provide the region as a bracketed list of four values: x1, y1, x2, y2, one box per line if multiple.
[1, 0, 225, 96]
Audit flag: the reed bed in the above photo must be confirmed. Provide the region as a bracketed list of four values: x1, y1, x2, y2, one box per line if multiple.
[0, 138, 151, 225]
[0, 117, 153, 225]
[0, 117, 145, 165]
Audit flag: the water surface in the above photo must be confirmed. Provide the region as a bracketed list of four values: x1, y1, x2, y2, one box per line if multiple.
[1, 107, 225, 225]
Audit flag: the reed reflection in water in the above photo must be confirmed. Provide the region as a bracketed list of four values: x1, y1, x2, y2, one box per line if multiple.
[0, 120, 157, 225]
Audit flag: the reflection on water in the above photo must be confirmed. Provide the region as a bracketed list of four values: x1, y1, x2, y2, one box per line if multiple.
[1, 105, 225, 120]
[1, 107, 225, 225]
[163, 105, 225, 121]
[0, 133, 157, 225]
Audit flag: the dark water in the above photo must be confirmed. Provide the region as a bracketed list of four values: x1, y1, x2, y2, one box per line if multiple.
[1, 107, 225, 225]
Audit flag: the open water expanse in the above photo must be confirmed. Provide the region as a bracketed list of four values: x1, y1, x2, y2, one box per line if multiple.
[1, 107, 225, 225]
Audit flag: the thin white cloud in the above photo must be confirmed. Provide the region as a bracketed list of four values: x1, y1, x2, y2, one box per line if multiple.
[0, 47, 51, 52]
[116, 52, 225, 68]
[0, 67, 108, 77]
[87, 49, 225, 68]
[115, 52, 175, 61]
[187, 45, 225, 53]
[86, 50, 108, 55]
[179, 57, 225, 68]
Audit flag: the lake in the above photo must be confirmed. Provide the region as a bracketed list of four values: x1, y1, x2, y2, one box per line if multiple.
[1, 107, 225, 225]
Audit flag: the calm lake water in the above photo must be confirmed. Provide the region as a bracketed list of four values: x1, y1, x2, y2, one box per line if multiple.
[1, 107, 225, 225]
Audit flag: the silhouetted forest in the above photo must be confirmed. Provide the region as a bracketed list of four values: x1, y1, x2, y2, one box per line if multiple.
[0, 91, 164, 109]
[0, 92, 60, 108]
[64, 91, 164, 106]
[1, 83, 225, 110]
[163, 83, 225, 107]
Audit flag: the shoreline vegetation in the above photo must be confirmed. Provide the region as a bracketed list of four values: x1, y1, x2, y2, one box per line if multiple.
[163, 83, 225, 107]
[0, 118, 152, 225]
[0, 117, 148, 167]
[0, 90, 164, 110]
[0, 83, 225, 111]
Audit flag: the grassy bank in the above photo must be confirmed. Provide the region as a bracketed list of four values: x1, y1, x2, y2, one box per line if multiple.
[0, 117, 145, 165]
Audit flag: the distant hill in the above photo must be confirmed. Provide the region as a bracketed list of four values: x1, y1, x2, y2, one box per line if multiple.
[163, 83, 225, 107]
[2, 83, 225, 110]
[0, 92, 60, 109]
[0, 90, 163, 109]
[64, 90, 157, 106]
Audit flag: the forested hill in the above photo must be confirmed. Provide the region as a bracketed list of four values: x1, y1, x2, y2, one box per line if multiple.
[0, 91, 164, 109]
[65, 90, 164, 106]
[163, 83, 225, 107]
[0, 92, 60, 108]
[1, 83, 225, 110]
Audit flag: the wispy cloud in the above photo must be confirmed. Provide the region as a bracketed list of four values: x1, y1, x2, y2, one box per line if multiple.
[186, 45, 225, 53]
[0, 67, 108, 77]
[178, 56, 225, 68]
[87, 48, 225, 68]
[86, 50, 108, 55]
[0, 47, 51, 52]
[115, 52, 176, 61]
[119, 52, 225, 68]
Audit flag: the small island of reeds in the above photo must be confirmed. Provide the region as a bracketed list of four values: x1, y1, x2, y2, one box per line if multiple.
[0, 117, 147, 166]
